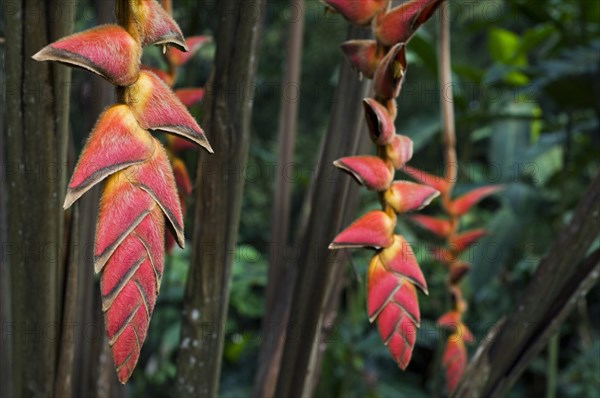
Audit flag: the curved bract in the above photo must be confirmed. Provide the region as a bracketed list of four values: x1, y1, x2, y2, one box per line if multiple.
[323, 0, 389, 26]
[327, 0, 443, 371]
[404, 163, 503, 392]
[374, 0, 445, 46]
[33, 0, 211, 384]
[33, 25, 141, 87]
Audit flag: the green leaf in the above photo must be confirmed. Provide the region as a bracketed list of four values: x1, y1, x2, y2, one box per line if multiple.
[488, 28, 527, 66]
[531, 145, 563, 186]
[407, 30, 438, 76]
[517, 24, 557, 56]
[488, 102, 535, 182]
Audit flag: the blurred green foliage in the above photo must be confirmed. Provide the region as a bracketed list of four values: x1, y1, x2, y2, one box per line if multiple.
[67, 0, 599, 396]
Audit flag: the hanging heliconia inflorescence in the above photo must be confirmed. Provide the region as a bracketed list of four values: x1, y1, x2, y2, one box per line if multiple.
[404, 165, 503, 392]
[33, 0, 212, 383]
[323, 0, 445, 370]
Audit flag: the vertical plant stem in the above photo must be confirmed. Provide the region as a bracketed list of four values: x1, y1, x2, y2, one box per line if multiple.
[0, 29, 11, 398]
[265, 0, 305, 326]
[5, 0, 73, 396]
[54, 205, 80, 398]
[438, 2, 457, 198]
[254, 2, 305, 396]
[546, 334, 558, 398]
[274, 25, 371, 398]
[176, 1, 264, 396]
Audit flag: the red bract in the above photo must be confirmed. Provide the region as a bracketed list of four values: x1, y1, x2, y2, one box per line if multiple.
[101, 203, 164, 383]
[386, 134, 414, 168]
[450, 229, 487, 253]
[409, 214, 452, 238]
[125, 70, 212, 152]
[167, 35, 211, 67]
[363, 98, 395, 145]
[141, 65, 174, 86]
[64, 105, 154, 208]
[330, 210, 395, 249]
[367, 234, 427, 369]
[373, 43, 407, 100]
[442, 336, 467, 392]
[402, 165, 450, 195]
[33, 25, 141, 87]
[374, 0, 444, 46]
[438, 310, 474, 392]
[132, 0, 187, 50]
[341, 40, 381, 79]
[328, 0, 442, 372]
[34, 0, 211, 383]
[385, 181, 439, 213]
[323, 0, 389, 26]
[140, 3, 213, 255]
[175, 88, 205, 108]
[334, 156, 393, 191]
[448, 185, 504, 216]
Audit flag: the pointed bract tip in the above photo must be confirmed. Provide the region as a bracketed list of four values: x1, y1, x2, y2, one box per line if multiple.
[385, 181, 439, 213]
[30, 25, 141, 87]
[126, 71, 213, 153]
[330, 210, 395, 250]
[137, 0, 187, 51]
[449, 185, 504, 216]
[323, 0, 389, 26]
[334, 156, 392, 191]
[374, 0, 444, 46]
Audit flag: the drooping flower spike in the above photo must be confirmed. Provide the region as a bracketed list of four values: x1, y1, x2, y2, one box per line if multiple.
[34, 0, 211, 383]
[327, 0, 442, 371]
[404, 166, 502, 391]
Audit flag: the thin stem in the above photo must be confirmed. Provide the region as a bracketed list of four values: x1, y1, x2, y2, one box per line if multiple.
[438, 2, 457, 199]
[115, 0, 138, 42]
[546, 334, 558, 398]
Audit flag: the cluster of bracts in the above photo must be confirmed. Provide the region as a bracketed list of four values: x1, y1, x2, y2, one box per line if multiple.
[324, 0, 502, 392]
[324, 0, 445, 370]
[405, 166, 502, 391]
[34, 0, 211, 383]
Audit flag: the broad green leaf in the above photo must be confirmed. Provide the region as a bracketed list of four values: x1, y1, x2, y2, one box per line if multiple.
[488, 27, 527, 66]
[488, 101, 535, 182]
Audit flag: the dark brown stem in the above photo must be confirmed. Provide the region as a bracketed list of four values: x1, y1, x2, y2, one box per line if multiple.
[175, 1, 264, 396]
[254, 1, 305, 396]
[274, 25, 372, 398]
[264, 0, 305, 324]
[5, 0, 74, 395]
